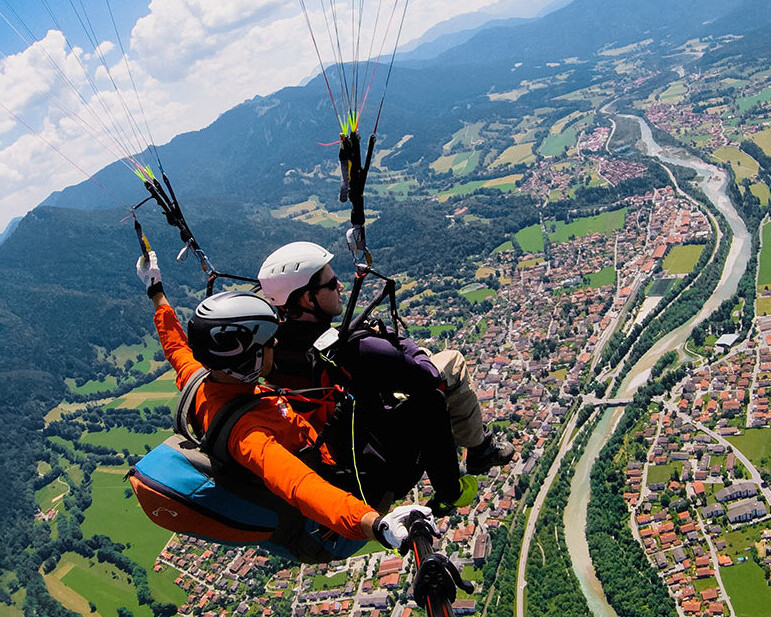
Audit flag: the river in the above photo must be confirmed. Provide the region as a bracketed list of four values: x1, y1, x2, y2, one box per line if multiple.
[562, 114, 751, 615]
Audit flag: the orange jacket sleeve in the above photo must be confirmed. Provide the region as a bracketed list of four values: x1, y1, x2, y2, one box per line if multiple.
[153, 303, 203, 390]
[228, 405, 376, 540]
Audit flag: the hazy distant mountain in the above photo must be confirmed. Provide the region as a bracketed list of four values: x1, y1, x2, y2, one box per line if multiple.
[0, 216, 21, 246]
[32, 0, 770, 224]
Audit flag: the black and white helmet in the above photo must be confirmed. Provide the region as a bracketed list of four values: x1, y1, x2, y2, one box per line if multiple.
[187, 291, 279, 383]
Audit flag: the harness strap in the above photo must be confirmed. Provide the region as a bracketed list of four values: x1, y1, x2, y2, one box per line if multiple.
[174, 367, 211, 443]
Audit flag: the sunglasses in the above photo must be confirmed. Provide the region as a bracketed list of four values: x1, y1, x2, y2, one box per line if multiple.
[314, 276, 339, 291]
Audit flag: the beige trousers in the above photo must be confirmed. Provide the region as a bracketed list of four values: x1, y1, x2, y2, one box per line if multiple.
[427, 349, 486, 448]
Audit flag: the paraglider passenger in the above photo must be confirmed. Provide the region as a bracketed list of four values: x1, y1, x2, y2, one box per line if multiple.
[258, 242, 514, 512]
[136, 250, 436, 555]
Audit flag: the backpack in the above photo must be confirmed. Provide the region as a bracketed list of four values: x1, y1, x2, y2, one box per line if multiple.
[127, 368, 367, 563]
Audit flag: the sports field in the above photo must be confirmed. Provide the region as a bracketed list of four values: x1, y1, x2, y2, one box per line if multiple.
[759, 221, 771, 292]
[663, 244, 705, 274]
[515, 224, 545, 253]
[648, 277, 675, 296]
[547, 208, 626, 243]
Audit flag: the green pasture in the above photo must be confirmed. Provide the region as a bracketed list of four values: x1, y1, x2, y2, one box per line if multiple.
[493, 240, 514, 253]
[110, 335, 162, 370]
[492, 142, 535, 167]
[515, 224, 545, 253]
[312, 571, 348, 591]
[517, 256, 545, 269]
[444, 122, 484, 150]
[750, 182, 770, 206]
[663, 244, 705, 274]
[65, 375, 118, 396]
[752, 127, 771, 156]
[721, 524, 766, 560]
[82, 470, 176, 574]
[52, 552, 152, 617]
[379, 179, 417, 199]
[438, 180, 487, 202]
[758, 221, 771, 292]
[693, 576, 718, 593]
[659, 81, 686, 103]
[352, 541, 385, 557]
[461, 566, 483, 582]
[587, 266, 615, 288]
[712, 146, 759, 183]
[105, 395, 178, 410]
[430, 151, 479, 176]
[726, 428, 771, 469]
[538, 127, 579, 157]
[722, 561, 771, 617]
[428, 324, 456, 337]
[462, 288, 496, 304]
[81, 426, 172, 457]
[547, 208, 626, 243]
[737, 86, 771, 114]
[646, 462, 681, 485]
[131, 377, 178, 394]
[758, 297, 771, 316]
[35, 477, 69, 512]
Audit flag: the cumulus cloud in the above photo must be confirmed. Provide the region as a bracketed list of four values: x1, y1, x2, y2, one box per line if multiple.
[0, 0, 556, 231]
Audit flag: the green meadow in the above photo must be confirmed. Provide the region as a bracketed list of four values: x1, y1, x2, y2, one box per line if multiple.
[80, 471, 184, 603]
[663, 244, 705, 274]
[462, 288, 496, 304]
[726, 428, 771, 469]
[759, 221, 771, 292]
[722, 561, 771, 617]
[538, 127, 579, 156]
[586, 265, 615, 288]
[81, 426, 172, 457]
[515, 224, 545, 253]
[547, 208, 626, 243]
[750, 182, 770, 206]
[712, 146, 759, 183]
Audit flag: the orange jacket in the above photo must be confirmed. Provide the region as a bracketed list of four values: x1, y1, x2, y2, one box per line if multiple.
[154, 304, 376, 539]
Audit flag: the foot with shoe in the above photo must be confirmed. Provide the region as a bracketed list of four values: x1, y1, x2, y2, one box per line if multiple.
[427, 475, 478, 517]
[465, 431, 514, 475]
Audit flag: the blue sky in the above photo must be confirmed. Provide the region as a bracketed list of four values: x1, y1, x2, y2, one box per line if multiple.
[0, 0, 556, 231]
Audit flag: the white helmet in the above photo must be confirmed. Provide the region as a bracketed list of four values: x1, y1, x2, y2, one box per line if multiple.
[258, 241, 334, 306]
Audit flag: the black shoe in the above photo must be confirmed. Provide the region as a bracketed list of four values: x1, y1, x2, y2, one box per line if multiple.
[466, 433, 514, 475]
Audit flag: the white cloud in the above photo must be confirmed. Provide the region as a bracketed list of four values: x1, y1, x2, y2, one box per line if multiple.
[0, 0, 558, 232]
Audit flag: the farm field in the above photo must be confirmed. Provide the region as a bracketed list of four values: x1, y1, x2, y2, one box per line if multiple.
[752, 127, 771, 156]
[712, 146, 759, 183]
[492, 142, 535, 167]
[547, 208, 626, 243]
[538, 127, 579, 157]
[430, 151, 479, 175]
[663, 244, 705, 274]
[515, 224, 544, 253]
[750, 182, 771, 206]
[758, 221, 771, 292]
[436, 174, 522, 202]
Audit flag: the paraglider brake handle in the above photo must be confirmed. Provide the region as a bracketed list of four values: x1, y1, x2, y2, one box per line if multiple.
[407, 512, 473, 616]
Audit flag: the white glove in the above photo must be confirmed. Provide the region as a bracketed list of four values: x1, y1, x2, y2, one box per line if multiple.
[373, 505, 438, 552]
[136, 251, 163, 297]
